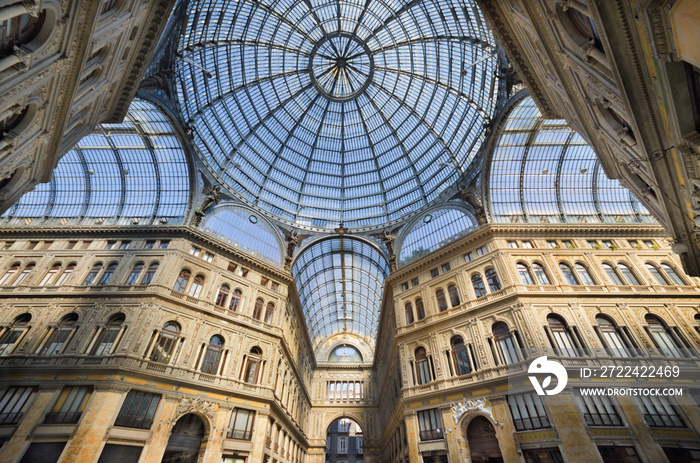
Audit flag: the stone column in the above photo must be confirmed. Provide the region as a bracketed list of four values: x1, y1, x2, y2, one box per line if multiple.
[490, 397, 521, 463]
[59, 386, 126, 462]
[250, 412, 271, 462]
[0, 386, 59, 462]
[0, 1, 39, 23]
[139, 397, 180, 462]
[615, 395, 670, 462]
[404, 412, 422, 463]
[440, 408, 462, 462]
[202, 408, 231, 463]
[543, 392, 603, 463]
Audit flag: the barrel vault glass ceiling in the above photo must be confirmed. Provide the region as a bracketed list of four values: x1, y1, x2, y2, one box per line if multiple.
[175, 0, 499, 231]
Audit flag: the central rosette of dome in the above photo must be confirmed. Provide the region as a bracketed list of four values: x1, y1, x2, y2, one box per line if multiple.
[310, 33, 374, 102]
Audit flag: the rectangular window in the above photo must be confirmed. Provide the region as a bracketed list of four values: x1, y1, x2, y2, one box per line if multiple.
[441, 263, 451, 273]
[2, 241, 13, 250]
[430, 268, 439, 278]
[270, 282, 279, 291]
[547, 240, 558, 248]
[643, 240, 655, 248]
[337, 436, 348, 454]
[115, 390, 160, 429]
[189, 246, 201, 257]
[0, 386, 35, 425]
[507, 393, 550, 431]
[400, 282, 409, 291]
[561, 240, 574, 248]
[507, 240, 518, 248]
[119, 241, 131, 250]
[637, 395, 685, 427]
[45, 386, 92, 424]
[588, 240, 599, 248]
[42, 241, 54, 250]
[464, 252, 474, 263]
[159, 240, 170, 249]
[27, 241, 38, 250]
[239, 268, 249, 278]
[144, 240, 155, 249]
[203, 252, 214, 263]
[522, 240, 534, 248]
[475, 246, 488, 256]
[228, 262, 237, 273]
[411, 277, 419, 287]
[96, 444, 143, 463]
[106, 241, 116, 249]
[228, 408, 255, 440]
[602, 240, 613, 249]
[628, 240, 639, 248]
[574, 390, 622, 426]
[417, 408, 444, 440]
[522, 449, 564, 463]
[66, 241, 77, 249]
[19, 442, 66, 463]
[356, 436, 363, 454]
[261, 277, 269, 286]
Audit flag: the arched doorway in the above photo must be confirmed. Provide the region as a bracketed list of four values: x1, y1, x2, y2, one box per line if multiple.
[467, 416, 503, 463]
[325, 418, 363, 462]
[162, 414, 205, 463]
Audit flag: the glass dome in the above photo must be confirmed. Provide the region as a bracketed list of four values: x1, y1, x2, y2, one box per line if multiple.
[176, 0, 499, 230]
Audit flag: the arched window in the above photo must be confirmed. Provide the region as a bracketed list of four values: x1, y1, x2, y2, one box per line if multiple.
[405, 302, 414, 325]
[201, 335, 224, 375]
[617, 263, 640, 285]
[485, 269, 501, 292]
[39, 263, 61, 286]
[415, 347, 431, 384]
[532, 263, 550, 285]
[0, 313, 31, 356]
[602, 263, 624, 285]
[230, 289, 242, 312]
[188, 274, 205, 298]
[660, 264, 686, 286]
[125, 263, 144, 285]
[173, 269, 191, 292]
[595, 315, 633, 357]
[415, 298, 425, 320]
[646, 263, 668, 285]
[547, 315, 580, 357]
[472, 274, 486, 298]
[264, 302, 275, 324]
[0, 263, 20, 285]
[435, 289, 448, 312]
[560, 263, 578, 285]
[451, 336, 471, 376]
[98, 262, 118, 285]
[216, 285, 230, 307]
[517, 263, 535, 285]
[645, 315, 684, 358]
[140, 263, 158, 285]
[39, 313, 78, 356]
[148, 321, 182, 364]
[55, 263, 75, 285]
[448, 284, 460, 307]
[0, 10, 45, 59]
[82, 263, 103, 286]
[242, 346, 263, 384]
[12, 263, 34, 286]
[493, 322, 519, 365]
[575, 263, 595, 285]
[566, 8, 602, 48]
[253, 298, 264, 320]
[90, 314, 125, 355]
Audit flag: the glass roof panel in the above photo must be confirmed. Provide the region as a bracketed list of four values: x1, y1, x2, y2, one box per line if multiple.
[201, 206, 284, 266]
[399, 207, 478, 265]
[292, 237, 390, 354]
[176, 0, 498, 230]
[488, 96, 655, 224]
[2, 99, 190, 225]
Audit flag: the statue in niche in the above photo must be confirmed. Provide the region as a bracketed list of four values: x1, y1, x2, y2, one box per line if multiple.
[190, 182, 223, 227]
[459, 182, 487, 225]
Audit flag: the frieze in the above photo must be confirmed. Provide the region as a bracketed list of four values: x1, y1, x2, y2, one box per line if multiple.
[450, 397, 493, 424]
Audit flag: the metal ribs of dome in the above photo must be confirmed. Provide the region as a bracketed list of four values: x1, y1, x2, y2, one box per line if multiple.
[176, 0, 499, 231]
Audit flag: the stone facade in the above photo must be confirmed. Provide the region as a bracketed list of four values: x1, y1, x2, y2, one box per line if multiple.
[0, 223, 697, 462]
